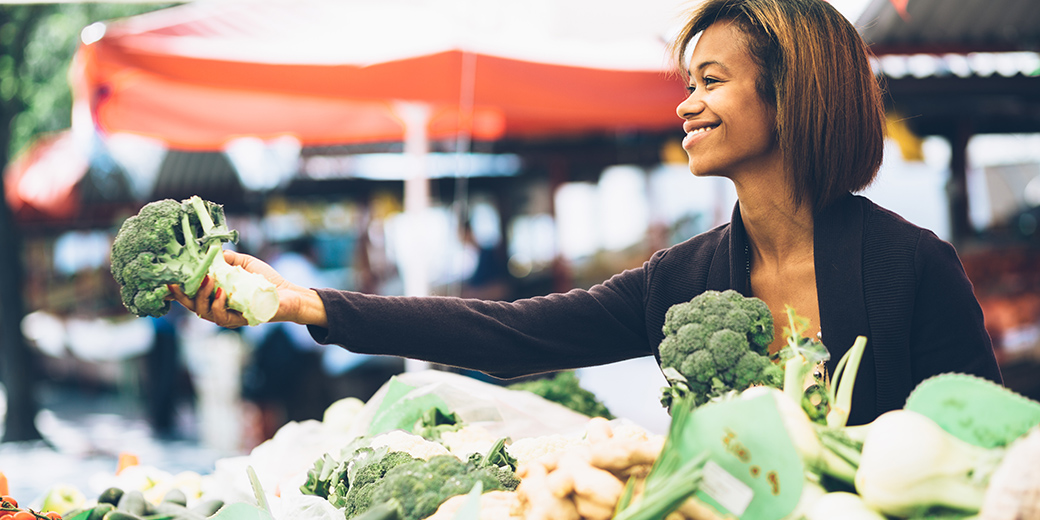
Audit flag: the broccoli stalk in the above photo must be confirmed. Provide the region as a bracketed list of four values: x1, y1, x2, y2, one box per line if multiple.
[110, 195, 278, 325]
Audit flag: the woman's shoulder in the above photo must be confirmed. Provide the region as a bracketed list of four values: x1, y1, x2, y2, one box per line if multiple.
[649, 221, 731, 267]
[851, 194, 943, 248]
[852, 194, 963, 272]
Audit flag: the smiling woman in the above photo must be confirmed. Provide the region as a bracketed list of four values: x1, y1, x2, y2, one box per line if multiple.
[169, 0, 1002, 428]
[673, 0, 885, 212]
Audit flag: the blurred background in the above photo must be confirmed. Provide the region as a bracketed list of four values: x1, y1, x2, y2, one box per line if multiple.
[0, 0, 1038, 502]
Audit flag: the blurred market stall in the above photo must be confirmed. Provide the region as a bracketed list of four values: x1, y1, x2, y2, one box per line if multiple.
[856, 0, 1040, 397]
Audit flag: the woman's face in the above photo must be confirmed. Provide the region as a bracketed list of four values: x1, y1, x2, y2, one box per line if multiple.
[676, 21, 780, 180]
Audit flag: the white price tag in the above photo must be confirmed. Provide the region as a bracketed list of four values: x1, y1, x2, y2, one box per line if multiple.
[701, 459, 754, 516]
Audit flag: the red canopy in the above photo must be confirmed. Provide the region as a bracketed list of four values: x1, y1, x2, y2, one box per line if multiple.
[74, 0, 687, 150]
[4, 131, 88, 221]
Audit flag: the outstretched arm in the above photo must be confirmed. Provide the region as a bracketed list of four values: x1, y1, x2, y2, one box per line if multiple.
[168, 249, 328, 329]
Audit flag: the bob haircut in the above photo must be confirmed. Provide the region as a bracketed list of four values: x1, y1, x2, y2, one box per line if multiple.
[671, 0, 886, 212]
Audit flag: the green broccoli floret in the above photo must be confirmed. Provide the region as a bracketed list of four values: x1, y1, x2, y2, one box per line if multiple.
[465, 437, 520, 490]
[329, 448, 420, 515]
[110, 195, 279, 325]
[658, 290, 781, 411]
[360, 455, 509, 520]
[345, 439, 520, 520]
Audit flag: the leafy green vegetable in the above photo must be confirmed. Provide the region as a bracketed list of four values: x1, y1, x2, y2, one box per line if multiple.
[507, 370, 614, 419]
[302, 437, 519, 520]
[412, 407, 464, 441]
[657, 290, 782, 411]
[362, 454, 510, 520]
[110, 195, 278, 325]
[776, 305, 832, 420]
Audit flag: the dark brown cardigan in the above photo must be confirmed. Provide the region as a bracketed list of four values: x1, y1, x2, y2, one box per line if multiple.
[309, 194, 1002, 425]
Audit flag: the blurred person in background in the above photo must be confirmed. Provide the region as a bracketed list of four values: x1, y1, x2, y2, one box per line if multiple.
[144, 305, 191, 439]
[459, 221, 511, 301]
[240, 236, 327, 440]
[171, 0, 1002, 426]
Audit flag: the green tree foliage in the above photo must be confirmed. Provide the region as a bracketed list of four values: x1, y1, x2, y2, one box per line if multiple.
[2, 3, 173, 158]
[0, 3, 170, 443]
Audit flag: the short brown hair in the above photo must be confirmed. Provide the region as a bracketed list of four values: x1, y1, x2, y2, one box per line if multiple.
[671, 0, 886, 211]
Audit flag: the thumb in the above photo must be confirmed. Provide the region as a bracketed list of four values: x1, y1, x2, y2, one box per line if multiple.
[223, 248, 246, 267]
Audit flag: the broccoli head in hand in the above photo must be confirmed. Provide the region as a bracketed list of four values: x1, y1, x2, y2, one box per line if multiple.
[110, 196, 278, 325]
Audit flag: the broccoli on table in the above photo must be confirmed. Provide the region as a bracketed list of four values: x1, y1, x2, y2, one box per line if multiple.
[333, 449, 421, 516]
[658, 289, 783, 411]
[339, 438, 519, 520]
[109, 195, 278, 325]
[361, 455, 513, 520]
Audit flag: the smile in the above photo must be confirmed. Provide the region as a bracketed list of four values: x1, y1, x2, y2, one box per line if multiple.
[683, 124, 718, 147]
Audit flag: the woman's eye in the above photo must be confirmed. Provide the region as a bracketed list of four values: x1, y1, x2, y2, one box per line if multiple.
[703, 77, 719, 86]
[685, 85, 696, 95]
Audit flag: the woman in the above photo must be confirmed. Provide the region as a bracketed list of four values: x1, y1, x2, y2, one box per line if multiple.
[172, 0, 1002, 425]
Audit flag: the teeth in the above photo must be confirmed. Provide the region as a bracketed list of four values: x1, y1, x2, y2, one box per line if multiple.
[688, 126, 714, 135]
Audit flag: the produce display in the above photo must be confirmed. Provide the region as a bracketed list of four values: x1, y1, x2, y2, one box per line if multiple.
[2, 494, 62, 520]
[10, 291, 1039, 520]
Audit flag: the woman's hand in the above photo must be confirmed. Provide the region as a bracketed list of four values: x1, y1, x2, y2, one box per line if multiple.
[167, 250, 328, 329]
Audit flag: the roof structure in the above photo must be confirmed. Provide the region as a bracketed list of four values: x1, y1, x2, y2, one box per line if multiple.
[857, 0, 1040, 136]
[857, 0, 1040, 55]
[856, 0, 1040, 241]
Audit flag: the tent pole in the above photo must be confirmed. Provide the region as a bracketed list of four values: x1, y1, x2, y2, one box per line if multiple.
[394, 101, 434, 373]
[394, 101, 433, 299]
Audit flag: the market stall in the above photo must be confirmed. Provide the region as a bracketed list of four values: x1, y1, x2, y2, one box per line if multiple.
[4, 361, 1039, 520]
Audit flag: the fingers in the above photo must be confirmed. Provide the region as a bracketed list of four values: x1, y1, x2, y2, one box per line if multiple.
[167, 283, 196, 313]
[193, 275, 215, 317]
[223, 249, 243, 267]
[168, 278, 247, 328]
[207, 284, 248, 328]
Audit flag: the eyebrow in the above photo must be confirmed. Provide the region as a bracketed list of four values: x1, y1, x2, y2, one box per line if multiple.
[693, 60, 730, 74]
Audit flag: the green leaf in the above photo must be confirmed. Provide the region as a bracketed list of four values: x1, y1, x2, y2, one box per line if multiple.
[905, 373, 1040, 448]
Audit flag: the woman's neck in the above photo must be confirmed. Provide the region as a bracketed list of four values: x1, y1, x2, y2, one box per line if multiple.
[735, 180, 814, 268]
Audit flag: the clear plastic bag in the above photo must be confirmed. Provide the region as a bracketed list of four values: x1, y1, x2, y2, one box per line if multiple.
[346, 370, 595, 442]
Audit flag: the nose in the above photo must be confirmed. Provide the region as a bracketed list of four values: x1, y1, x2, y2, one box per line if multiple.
[676, 91, 704, 120]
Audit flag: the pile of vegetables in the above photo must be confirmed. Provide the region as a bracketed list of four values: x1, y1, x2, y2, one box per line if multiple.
[507, 371, 615, 420]
[300, 424, 520, 520]
[55, 486, 224, 520]
[110, 196, 278, 326]
[16, 284, 1040, 520]
[2, 494, 62, 520]
[514, 417, 665, 520]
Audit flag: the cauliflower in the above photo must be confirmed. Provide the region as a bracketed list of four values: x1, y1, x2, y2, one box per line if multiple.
[368, 430, 453, 460]
[439, 424, 499, 459]
[658, 289, 783, 411]
[506, 433, 586, 468]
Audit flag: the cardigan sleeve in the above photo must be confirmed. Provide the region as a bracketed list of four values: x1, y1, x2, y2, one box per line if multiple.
[306, 264, 655, 379]
[908, 230, 1003, 387]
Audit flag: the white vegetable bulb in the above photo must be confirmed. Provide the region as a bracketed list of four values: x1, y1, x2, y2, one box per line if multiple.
[805, 492, 887, 520]
[855, 409, 1005, 517]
